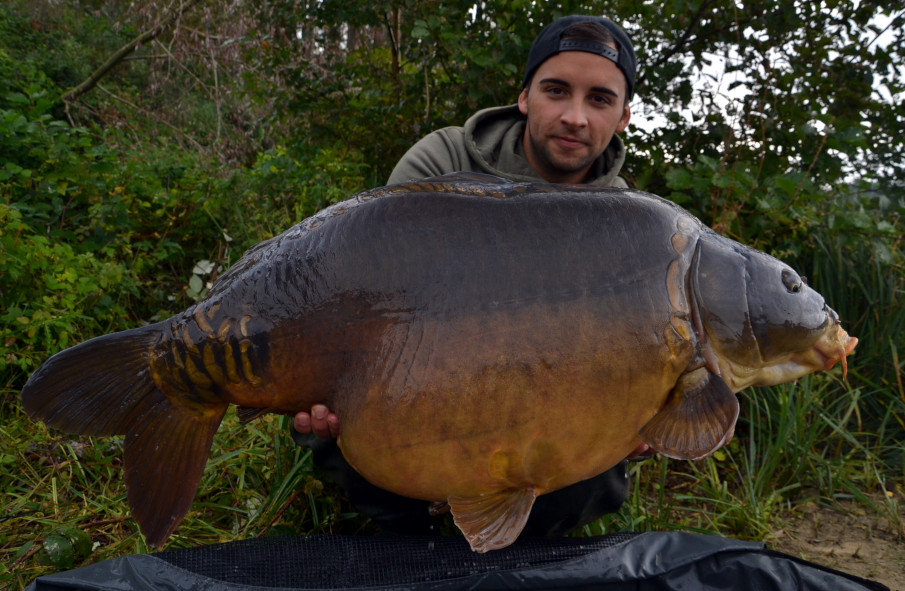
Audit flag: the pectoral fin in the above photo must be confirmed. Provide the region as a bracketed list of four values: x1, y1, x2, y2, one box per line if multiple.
[448, 487, 537, 553]
[639, 367, 739, 460]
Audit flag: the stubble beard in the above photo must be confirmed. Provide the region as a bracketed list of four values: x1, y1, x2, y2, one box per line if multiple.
[526, 127, 595, 181]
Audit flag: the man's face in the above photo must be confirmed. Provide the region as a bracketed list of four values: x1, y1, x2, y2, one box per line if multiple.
[518, 50, 631, 184]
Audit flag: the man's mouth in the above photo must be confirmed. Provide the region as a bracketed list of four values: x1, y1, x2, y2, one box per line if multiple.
[554, 135, 586, 149]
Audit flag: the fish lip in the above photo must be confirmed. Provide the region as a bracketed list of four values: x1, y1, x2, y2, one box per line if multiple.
[811, 325, 858, 376]
[818, 328, 858, 361]
[784, 322, 857, 379]
[812, 344, 840, 370]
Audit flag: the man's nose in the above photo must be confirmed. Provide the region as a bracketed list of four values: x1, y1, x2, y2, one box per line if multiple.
[560, 99, 588, 128]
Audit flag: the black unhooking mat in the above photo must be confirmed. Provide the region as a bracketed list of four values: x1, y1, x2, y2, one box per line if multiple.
[25, 532, 890, 591]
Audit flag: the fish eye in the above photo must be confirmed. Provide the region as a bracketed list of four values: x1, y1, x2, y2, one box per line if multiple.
[781, 268, 803, 294]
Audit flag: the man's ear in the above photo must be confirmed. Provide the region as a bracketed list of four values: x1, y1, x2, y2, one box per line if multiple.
[616, 102, 631, 133]
[517, 87, 529, 116]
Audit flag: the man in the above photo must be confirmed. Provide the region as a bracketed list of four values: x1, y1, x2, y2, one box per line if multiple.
[387, 15, 633, 187]
[292, 15, 649, 536]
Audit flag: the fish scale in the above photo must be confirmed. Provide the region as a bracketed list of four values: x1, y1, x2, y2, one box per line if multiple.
[151, 306, 267, 405]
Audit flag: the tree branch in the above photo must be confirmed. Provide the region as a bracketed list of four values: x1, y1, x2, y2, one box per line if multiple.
[94, 83, 208, 154]
[62, 0, 202, 104]
[638, 0, 718, 90]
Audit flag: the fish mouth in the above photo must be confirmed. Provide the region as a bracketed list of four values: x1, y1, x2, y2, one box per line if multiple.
[809, 323, 858, 379]
[729, 321, 858, 391]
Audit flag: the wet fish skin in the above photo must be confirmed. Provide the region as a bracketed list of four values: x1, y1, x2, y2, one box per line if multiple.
[20, 173, 856, 551]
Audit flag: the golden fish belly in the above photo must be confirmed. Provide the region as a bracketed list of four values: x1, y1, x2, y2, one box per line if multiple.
[338, 362, 671, 501]
[334, 304, 689, 501]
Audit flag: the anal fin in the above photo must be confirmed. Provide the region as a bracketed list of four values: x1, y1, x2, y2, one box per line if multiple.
[639, 368, 739, 461]
[448, 487, 537, 553]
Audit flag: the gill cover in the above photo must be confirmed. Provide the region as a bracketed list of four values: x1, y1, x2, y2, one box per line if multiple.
[692, 234, 830, 367]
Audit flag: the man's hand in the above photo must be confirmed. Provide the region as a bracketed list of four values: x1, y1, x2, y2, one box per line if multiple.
[294, 404, 340, 439]
[627, 442, 656, 460]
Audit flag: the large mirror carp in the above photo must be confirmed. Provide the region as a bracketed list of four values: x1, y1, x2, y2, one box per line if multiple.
[21, 173, 857, 552]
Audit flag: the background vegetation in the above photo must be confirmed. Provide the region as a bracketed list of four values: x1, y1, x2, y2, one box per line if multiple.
[1, 0, 902, 587]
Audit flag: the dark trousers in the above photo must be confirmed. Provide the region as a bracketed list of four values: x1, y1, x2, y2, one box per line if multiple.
[292, 429, 630, 536]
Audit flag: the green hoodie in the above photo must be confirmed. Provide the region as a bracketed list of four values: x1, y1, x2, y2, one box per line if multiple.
[387, 104, 629, 187]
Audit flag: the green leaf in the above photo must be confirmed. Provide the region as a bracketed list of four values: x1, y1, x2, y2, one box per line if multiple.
[774, 176, 799, 196]
[37, 533, 74, 568]
[665, 167, 694, 190]
[712, 173, 734, 189]
[14, 541, 35, 562]
[58, 526, 93, 558]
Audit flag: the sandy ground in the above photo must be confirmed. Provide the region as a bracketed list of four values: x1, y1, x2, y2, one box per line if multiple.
[766, 501, 904, 590]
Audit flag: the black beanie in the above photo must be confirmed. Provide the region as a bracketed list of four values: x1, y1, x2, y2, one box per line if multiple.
[522, 15, 636, 100]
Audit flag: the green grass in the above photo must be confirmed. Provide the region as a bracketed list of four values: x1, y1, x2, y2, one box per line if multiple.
[0, 404, 374, 589]
[1, 1, 901, 586]
[594, 373, 904, 542]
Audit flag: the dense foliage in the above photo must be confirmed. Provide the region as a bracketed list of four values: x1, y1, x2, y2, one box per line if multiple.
[1, 0, 902, 585]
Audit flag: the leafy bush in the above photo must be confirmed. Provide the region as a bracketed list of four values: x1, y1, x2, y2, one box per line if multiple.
[0, 203, 134, 386]
[0, 47, 226, 390]
[0, 56, 376, 397]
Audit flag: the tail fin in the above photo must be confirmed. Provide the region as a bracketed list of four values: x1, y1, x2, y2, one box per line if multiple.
[20, 323, 228, 547]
